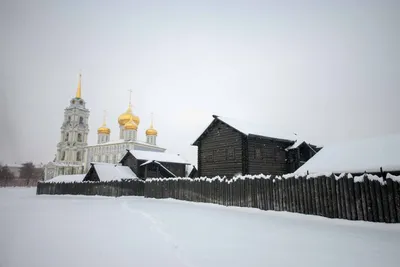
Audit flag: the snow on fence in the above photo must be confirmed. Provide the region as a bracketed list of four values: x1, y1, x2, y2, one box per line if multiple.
[144, 174, 400, 223]
[36, 179, 145, 197]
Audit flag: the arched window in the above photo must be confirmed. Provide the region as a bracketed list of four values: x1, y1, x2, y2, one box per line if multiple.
[64, 133, 69, 141]
[76, 151, 81, 161]
[78, 133, 82, 142]
[79, 117, 84, 124]
[61, 151, 65, 161]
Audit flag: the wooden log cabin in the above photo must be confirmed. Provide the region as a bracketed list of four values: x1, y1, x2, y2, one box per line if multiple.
[192, 115, 320, 178]
[119, 149, 190, 179]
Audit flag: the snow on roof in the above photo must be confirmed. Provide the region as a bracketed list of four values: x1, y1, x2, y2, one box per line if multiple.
[217, 116, 297, 142]
[45, 174, 85, 183]
[129, 150, 189, 165]
[140, 160, 153, 167]
[154, 161, 177, 177]
[295, 133, 400, 175]
[93, 163, 138, 181]
[285, 139, 306, 150]
[5, 164, 23, 168]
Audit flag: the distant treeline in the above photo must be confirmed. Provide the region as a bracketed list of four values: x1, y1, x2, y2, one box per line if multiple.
[0, 162, 43, 187]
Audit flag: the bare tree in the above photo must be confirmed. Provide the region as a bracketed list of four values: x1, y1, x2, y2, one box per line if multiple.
[0, 164, 16, 187]
[20, 162, 35, 186]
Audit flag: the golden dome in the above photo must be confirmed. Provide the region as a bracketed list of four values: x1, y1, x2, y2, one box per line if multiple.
[132, 114, 140, 126]
[146, 127, 158, 136]
[146, 113, 157, 136]
[97, 124, 111, 135]
[98, 110, 110, 134]
[118, 105, 140, 126]
[118, 106, 132, 126]
[124, 118, 138, 130]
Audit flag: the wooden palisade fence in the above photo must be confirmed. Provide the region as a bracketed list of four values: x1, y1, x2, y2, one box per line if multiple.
[144, 174, 400, 223]
[37, 179, 145, 197]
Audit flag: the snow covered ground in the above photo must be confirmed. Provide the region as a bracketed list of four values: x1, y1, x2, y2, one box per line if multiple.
[1, 188, 400, 267]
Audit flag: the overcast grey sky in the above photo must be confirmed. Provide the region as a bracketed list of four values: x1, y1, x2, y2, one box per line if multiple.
[0, 0, 399, 166]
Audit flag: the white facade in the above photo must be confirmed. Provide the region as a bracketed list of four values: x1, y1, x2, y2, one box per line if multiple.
[85, 140, 165, 171]
[45, 96, 89, 180]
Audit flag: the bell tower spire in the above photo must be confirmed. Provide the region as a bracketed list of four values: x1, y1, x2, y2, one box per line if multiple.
[76, 73, 82, 99]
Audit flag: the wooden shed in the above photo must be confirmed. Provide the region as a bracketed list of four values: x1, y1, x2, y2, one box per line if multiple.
[120, 150, 190, 179]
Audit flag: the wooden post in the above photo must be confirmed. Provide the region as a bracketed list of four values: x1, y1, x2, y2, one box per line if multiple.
[329, 175, 337, 218]
[347, 176, 357, 220]
[374, 180, 385, 222]
[364, 176, 377, 222]
[393, 179, 400, 223]
[354, 180, 364, 221]
[293, 177, 300, 213]
[285, 177, 292, 212]
[259, 177, 266, 210]
[300, 176, 308, 214]
[304, 176, 312, 215]
[325, 175, 333, 218]
[264, 177, 271, 210]
[386, 177, 398, 223]
[381, 182, 391, 223]
[342, 175, 351, 220]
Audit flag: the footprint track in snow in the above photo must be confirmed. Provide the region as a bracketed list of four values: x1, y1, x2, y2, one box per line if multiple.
[121, 202, 195, 267]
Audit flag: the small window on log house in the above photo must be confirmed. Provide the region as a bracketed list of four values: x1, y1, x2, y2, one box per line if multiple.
[227, 147, 235, 160]
[255, 147, 262, 160]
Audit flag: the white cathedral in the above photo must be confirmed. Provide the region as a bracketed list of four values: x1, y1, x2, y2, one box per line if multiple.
[44, 74, 165, 180]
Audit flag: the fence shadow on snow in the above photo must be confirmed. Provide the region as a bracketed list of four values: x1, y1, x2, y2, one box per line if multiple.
[144, 173, 400, 223]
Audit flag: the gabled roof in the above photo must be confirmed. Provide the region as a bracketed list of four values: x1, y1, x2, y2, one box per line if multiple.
[295, 133, 400, 175]
[128, 150, 189, 165]
[93, 163, 139, 181]
[192, 115, 297, 145]
[140, 160, 177, 177]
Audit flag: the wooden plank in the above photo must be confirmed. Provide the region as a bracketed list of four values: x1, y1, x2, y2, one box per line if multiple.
[338, 178, 346, 219]
[320, 176, 328, 217]
[347, 177, 357, 220]
[300, 176, 308, 214]
[381, 183, 390, 223]
[374, 180, 385, 222]
[386, 178, 398, 223]
[354, 180, 364, 221]
[393, 180, 400, 223]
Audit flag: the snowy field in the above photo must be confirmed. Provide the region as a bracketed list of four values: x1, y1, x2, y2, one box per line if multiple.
[1, 188, 400, 267]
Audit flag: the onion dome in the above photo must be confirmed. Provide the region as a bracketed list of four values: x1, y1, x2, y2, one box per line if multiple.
[124, 118, 138, 130]
[146, 114, 157, 136]
[97, 123, 110, 135]
[118, 105, 140, 126]
[146, 127, 157, 136]
[98, 111, 111, 134]
[118, 105, 133, 126]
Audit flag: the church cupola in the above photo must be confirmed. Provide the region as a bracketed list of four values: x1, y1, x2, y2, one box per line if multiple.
[146, 113, 157, 145]
[118, 89, 140, 139]
[123, 118, 137, 141]
[97, 111, 110, 144]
